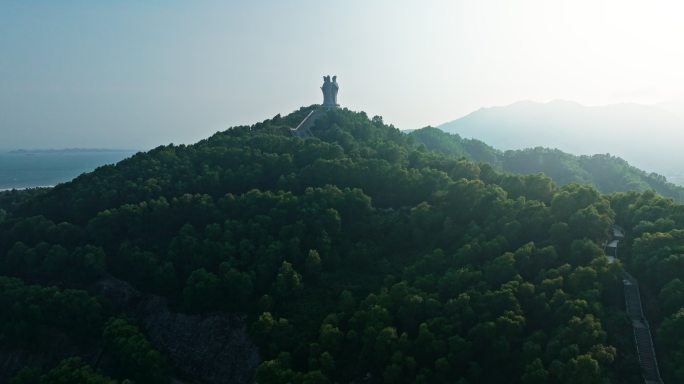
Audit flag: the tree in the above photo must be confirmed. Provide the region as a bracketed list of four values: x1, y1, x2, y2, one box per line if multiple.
[484, 253, 518, 286]
[319, 323, 343, 353]
[220, 263, 254, 309]
[305, 249, 323, 282]
[659, 309, 684, 381]
[302, 370, 330, 384]
[521, 358, 548, 384]
[183, 268, 221, 312]
[569, 239, 603, 266]
[659, 279, 684, 316]
[565, 354, 601, 384]
[256, 360, 297, 384]
[275, 261, 303, 297]
[569, 204, 612, 241]
[102, 317, 169, 384]
[11, 357, 117, 384]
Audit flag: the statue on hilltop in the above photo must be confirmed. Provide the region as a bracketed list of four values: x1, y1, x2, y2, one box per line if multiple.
[321, 75, 339, 107]
[293, 76, 341, 137]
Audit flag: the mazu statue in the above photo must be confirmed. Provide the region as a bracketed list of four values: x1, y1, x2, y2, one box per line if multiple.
[321, 75, 339, 107]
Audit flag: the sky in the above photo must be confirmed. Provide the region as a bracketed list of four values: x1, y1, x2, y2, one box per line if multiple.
[3, 0, 684, 150]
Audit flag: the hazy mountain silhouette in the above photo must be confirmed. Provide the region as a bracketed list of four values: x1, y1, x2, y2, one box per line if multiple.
[438, 100, 684, 185]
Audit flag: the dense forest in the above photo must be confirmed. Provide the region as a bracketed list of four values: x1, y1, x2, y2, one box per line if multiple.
[0, 106, 682, 383]
[410, 127, 684, 202]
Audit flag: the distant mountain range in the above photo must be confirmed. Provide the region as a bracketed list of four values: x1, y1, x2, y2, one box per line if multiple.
[437, 100, 684, 185]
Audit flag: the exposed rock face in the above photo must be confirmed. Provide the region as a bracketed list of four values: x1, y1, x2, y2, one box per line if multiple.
[96, 276, 260, 384]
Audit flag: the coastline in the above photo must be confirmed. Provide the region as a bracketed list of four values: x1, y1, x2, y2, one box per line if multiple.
[0, 149, 135, 193]
[0, 186, 53, 192]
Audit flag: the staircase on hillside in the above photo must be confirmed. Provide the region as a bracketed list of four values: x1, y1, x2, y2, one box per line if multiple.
[292, 107, 334, 138]
[292, 76, 341, 138]
[623, 279, 644, 320]
[611, 225, 663, 384]
[622, 270, 664, 384]
[633, 323, 661, 383]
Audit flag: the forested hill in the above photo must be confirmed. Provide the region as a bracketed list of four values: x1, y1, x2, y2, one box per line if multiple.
[3, 106, 684, 383]
[410, 127, 684, 202]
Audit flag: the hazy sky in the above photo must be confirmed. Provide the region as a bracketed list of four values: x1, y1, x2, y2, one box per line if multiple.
[3, 0, 684, 149]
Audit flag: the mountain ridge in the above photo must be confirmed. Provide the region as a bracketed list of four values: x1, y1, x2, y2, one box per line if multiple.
[437, 100, 684, 185]
[409, 127, 684, 203]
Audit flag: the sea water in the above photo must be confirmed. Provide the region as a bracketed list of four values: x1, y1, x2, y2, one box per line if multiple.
[0, 149, 137, 190]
